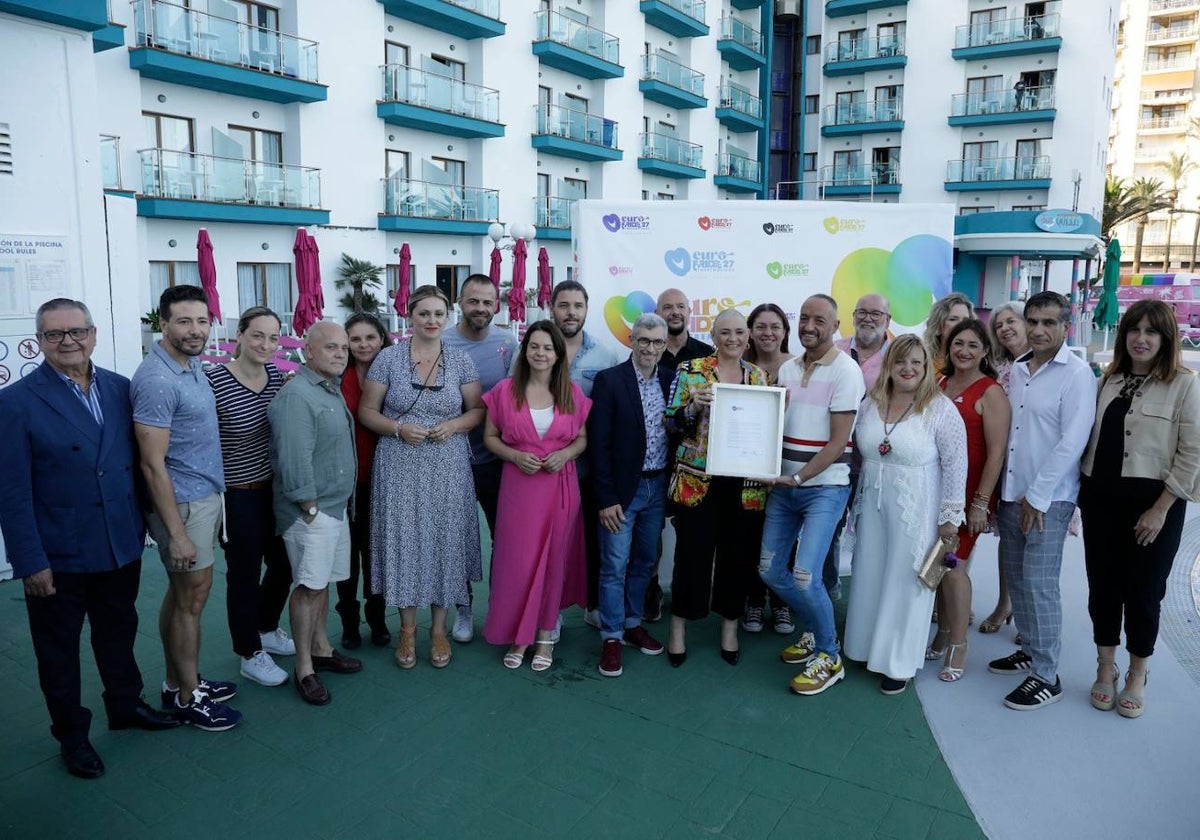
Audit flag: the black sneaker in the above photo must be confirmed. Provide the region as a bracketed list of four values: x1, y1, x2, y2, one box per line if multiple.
[880, 676, 908, 695]
[1003, 676, 1063, 711]
[987, 650, 1033, 675]
[161, 676, 238, 709]
[644, 585, 664, 623]
[174, 689, 243, 731]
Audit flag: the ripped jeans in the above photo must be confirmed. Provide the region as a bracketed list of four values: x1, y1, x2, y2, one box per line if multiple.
[759, 484, 851, 659]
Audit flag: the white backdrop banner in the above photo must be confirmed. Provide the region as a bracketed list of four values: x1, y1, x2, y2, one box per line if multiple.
[572, 200, 956, 352]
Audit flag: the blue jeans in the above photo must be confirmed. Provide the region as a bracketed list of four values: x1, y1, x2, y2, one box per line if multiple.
[598, 475, 667, 640]
[759, 484, 851, 658]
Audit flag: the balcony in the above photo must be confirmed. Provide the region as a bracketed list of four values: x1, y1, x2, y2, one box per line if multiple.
[0, 0, 107, 30]
[378, 178, 498, 235]
[713, 153, 761, 193]
[731, 0, 765, 7]
[93, 1, 125, 51]
[821, 100, 903, 136]
[1150, 0, 1200, 15]
[944, 156, 1052, 191]
[377, 0, 504, 39]
[639, 54, 707, 109]
[821, 163, 901, 197]
[823, 36, 907, 76]
[952, 14, 1062, 60]
[1137, 116, 1188, 132]
[715, 82, 764, 133]
[948, 86, 1056, 126]
[1141, 88, 1193, 104]
[1146, 24, 1198, 44]
[1144, 56, 1196, 72]
[826, 0, 908, 18]
[130, 0, 325, 104]
[100, 135, 131, 194]
[376, 65, 503, 139]
[532, 9, 622, 80]
[637, 132, 705, 179]
[717, 15, 765, 71]
[639, 0, 708, 39]
[531, 104, 621, 162]
[535, 196, 576, 240]
[136, 149, 329, 225]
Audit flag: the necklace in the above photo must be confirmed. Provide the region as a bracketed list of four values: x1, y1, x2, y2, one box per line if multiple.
[878, 398, 915, 457]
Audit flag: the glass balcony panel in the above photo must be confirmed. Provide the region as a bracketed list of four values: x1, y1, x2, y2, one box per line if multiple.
[138, 148, 321, 207]
[100, 135, 121, 189]
[718, 82, 762, 119]
[536, 196, 575, 229]
[720, 15, 762, 51]
[535, 9, 619, 63]
[642, 53, 704, 94]
[824, 34, 906, 61]
[655, 0, 706, 22]
[381, 65, 500, 122]
[384, 178, 498, 221]
[945, 155, 1051, 181]
[951, 85, 1055, 116]
[821, 163, 897, 186]
[717, 153, 760, 181]
[641, 132, 702, 167]
[447, 0, 500, 19]
[955, 13, 1059, 49]
[534, 104, 619, 147]
[824, 99, 902, 125]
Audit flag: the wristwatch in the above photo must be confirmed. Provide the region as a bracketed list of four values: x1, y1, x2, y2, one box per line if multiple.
[792, 473, 803, 487]
[305, 505, 318, 516]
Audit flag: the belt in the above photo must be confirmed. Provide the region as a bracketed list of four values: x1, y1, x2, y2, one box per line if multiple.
[641, 468, 666, 479]
[227, 480, 271, 491]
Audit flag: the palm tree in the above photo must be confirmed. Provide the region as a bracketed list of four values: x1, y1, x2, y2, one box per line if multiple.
[1159, 151, 1195, 269]
[1127, 177, 1173, 273]
[335, 253, 384, 313]
[1102, 176, 1147, 238]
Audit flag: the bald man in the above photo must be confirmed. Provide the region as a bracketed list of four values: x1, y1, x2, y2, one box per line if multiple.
[270, 322, 362, 705]
[835, 293, 891, 391]
[657, 288, 713, 369]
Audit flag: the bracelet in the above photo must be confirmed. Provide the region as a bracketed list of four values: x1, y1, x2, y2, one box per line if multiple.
[973, 492, 991, 501]
[971, 502, 989, 512]
[394, 422, 402, 440]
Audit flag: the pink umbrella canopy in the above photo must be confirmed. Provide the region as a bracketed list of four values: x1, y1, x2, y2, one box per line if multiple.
[196, 228, 222, 324]
[509, 238, 527, 323]
[291, 228, 324, 336]
[488, 246, 502, 314]
[536, 247, 552, 310]
[394, 242, 412, 317]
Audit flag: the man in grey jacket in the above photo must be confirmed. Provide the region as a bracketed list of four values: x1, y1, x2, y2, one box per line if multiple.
[270, 321, 362, 705]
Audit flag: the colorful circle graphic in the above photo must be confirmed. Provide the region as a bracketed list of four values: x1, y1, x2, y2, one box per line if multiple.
[603, 290, 656, 347]
[831, 235, 952, 333]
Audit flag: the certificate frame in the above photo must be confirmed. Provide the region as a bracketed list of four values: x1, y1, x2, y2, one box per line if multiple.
[704, 383, 786, 479]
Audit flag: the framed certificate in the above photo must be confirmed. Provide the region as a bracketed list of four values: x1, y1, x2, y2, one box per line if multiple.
[705, 383, 786, 479]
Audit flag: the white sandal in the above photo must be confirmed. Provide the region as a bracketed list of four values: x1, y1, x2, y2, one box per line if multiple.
[531, 641, 555, 672]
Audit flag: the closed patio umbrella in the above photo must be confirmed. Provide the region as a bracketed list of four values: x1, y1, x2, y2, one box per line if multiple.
[489, 245, 502, 314]
[536, 247, 552, 311]
[509, 238, 527, 324]
[394, 242, 412, 317]
[1093, 238, 1121, 331]
[291, 228, 324, 336]
[197, 228, 222, 324]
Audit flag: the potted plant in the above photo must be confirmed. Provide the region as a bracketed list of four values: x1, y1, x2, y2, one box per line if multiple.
[140, 310, 162, 356]
[335, 253, 384, 312]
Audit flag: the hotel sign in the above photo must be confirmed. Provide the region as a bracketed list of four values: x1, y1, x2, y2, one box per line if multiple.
[1034, 210, 1084, 234]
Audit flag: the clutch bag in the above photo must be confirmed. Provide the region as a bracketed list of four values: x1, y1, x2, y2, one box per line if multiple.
[917, 538, 950, 591]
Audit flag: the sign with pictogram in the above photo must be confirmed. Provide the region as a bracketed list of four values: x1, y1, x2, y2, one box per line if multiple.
[0, 364, 9, 385]
[18, 337, 39, 359]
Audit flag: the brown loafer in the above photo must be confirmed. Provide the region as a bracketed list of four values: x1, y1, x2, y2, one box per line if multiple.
[294, 671, 330, 706]
[312, 650, 363, 674]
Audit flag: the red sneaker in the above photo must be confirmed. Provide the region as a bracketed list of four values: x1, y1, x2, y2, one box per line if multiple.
[622, 625, 664, 656]
[599, 639, 623, 677]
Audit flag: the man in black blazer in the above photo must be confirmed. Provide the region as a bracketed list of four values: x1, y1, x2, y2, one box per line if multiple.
[0, 299, 179, 780]
[588, 313, 674, 677]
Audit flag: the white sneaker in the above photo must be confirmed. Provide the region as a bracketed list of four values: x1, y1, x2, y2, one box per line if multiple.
[240, 651, 288, 687]
[548, 613, 564, 643]
[452, 605, 474, 643]
[584, 608, 601, 629]
[259, 628, 296, 656]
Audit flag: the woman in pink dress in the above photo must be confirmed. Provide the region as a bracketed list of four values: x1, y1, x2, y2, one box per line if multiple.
[482, 320, 591, 671]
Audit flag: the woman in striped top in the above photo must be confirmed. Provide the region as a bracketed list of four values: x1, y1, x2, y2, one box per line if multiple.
[206, 306, 294, 688]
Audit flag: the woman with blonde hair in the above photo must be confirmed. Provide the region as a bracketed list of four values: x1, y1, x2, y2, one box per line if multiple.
[987, 300, 1028, 393]
[923, 292, 975, 376]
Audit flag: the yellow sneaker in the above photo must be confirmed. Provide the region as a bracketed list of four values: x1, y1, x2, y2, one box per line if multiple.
[789, 652, 845, 696]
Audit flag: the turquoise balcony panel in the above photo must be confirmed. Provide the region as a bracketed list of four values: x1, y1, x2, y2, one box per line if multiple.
[535, 196, 575, 239]
[130, 48, 327, 103]
[640, 53, 707, 109]
[952, 14, 1061, 60]
[639, 0, 708, 38]
[531, 105, 621, 162]
[823, 36, 906, 76]
[138, 197, 329, 225]
[730, 0, 765, 8]
[826, 0, 908, 17]
[379, 177, 497, 235]
[821, 100, 903, 136]
[638, 132, 704, 179]
[377, 0, 504, 39]
[0, 0, 107, 31]
[948, 86, 1056, 127]
[820, 164, 901, 196]
[533, 10, 622, 80]
[377, 65, 503, 138]
[93, 22, 125, 51]
[715, 84, 764, 133]
[717, 15, 765, 71]
[944, 156, 1052, 191]
[714, 153, 761, 193]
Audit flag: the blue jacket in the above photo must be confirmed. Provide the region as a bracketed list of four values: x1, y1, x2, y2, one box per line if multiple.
[0, 361, 145, 578]
[588, 359, 675, 511]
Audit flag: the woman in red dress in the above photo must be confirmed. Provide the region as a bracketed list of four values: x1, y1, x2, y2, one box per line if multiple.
[929, 319, 1010, 681]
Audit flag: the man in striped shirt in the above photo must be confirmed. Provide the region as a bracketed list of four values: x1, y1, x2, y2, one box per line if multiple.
[759, 294, 865, 696]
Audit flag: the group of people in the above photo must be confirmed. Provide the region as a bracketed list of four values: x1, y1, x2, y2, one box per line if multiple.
[2, 270, 1197, 780]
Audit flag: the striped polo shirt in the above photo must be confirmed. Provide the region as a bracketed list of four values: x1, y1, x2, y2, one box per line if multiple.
[776, 346, 865, 487]
[205, 362, 284, 486]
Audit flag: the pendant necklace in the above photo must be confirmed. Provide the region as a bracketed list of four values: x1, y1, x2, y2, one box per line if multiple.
[879, 398, 915, 457]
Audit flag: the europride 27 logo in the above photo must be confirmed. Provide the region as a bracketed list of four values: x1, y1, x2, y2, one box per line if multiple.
[766, 261, 810, 279]
[697, 215, 733, 231]
[608, 265, 633, 276]
[762, 222, 795, 235]
[602, 213, 651, 233]
[664, 248, 735, 277]
[823, 216, 866, 234]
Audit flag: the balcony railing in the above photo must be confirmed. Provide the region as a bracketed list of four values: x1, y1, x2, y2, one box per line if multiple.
[100, 135, 122, 190]
[642, 53, 704, 95]
[534, 104, 618, 149]
[716, 152, 760, 181]
[1147, 24, 1198, 42]
[821, 163, 899, 187]
[133, 0, 318, 82]
[381, 64, 499, 123]
[534, 9, 618, 63]
[717, 82, 762, 119]
[954, 13, 1059, 49]
[951, 85, 1055, 116]
[139, 149, 322, 208]
[1138, 116, 1187, 130]
[823, 99, 902, 126]
[440, 0, 500, 19]
[640, 132, 703, 168]
[945, 156, 1051, 182]
[1144, 56, 1196, 71]
[384, 177, 498, 221]
[652, 0, 706, 23]
[1141, 88, 1193, 103]
[719, 14, 762, 51]
[1150, 0, 1200, 12]
[536, 196, 576, 230]
[824, 35, 906, 62]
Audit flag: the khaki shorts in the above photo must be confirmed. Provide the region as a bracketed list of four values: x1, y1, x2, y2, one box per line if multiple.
[282, 511, 351, 590]
[147, 492, 223, 573]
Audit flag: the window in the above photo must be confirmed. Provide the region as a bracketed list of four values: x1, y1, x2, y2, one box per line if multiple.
[226, 126, 282, 164]
[149, 261, 200, 304]
[872, 147, 900, 183]
[805, 35, 821, 55]
[836, 29, 866, 60]
[959, 206, 996, 215]
[385, 41, 409, 66]
[435, 265, 469, 303]
[143, 112, 194, 151]
[237, 263, 294, 317]
[562, 177, 587, 198]
[803, 152, 817, 172]
[430, 156, 465, 186]
[833, 149, 863, 180]
[804, 95, 819, 115]
[428, 54, 465, 80]
[656, 192, 675, 200]
[385, 149, 409, 180]
[1011, 204, 1047, 211]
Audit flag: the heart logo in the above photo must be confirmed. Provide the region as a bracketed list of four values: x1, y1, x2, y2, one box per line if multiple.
[766, 261, 784, 279]
[664, 248, 691, 277]
[602, 214, 621, 232]
[697, 216, 712, 230]
[823, 216, 840, 234]
[762, 222, 775, 235]
[609, 265, 620, 275]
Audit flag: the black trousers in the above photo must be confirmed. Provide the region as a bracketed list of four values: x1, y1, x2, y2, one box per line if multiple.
[580, 475, 602, 610]
[1079, 476, 1187, 658]
[472, 458, 503, 541]
[223, 486, 293, 657]
[25, 559, 144, 749]
[335, 482, 386, 632]
[670, 478, 764, 621]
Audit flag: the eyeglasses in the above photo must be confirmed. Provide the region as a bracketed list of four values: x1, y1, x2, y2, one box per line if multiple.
[38, 327, 93, 344]
[853, 309, 890, 322]
[634, 337, 667, 349]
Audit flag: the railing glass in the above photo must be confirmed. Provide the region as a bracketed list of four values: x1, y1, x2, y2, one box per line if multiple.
[139, 148, 322, 207]
[381, 64, 500, 123]
[383, 177, 498, 221]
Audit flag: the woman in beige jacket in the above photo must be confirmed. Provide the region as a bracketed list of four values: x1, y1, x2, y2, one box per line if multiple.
[1079, 300, 1200, 718]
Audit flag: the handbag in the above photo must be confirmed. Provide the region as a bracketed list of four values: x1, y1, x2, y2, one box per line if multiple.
[917, 537, 959, 590]
[668, 462, 710, 508]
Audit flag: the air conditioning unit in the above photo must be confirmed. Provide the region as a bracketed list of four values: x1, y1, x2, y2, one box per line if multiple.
[776, 0, 801, 19]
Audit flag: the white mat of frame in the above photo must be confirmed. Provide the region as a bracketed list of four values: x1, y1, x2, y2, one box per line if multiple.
[912, 506, 1200, 840]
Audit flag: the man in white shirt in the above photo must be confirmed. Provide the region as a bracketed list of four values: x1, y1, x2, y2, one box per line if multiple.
[987, 291, 1096, 711]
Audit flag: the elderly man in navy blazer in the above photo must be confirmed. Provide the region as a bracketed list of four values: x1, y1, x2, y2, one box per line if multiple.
[0, 299, 179, 780]
[588, 312, 674, 677]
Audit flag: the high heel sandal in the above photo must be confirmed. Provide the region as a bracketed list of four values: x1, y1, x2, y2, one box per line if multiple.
[394, 626, 417, 670]
[925, 629, 949, 661]
[430, 631, 451, 669]
[1090, 658, 1119, 711]
[939, 642, 968, 682]
[978, 611, 1013, 634]
[1117, 669, 1147, 719]
[503, 645, 527, 669]
[531, 640, 555, 672]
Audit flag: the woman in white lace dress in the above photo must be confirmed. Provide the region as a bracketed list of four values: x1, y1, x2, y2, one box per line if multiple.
[844, 334, 967, 695]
